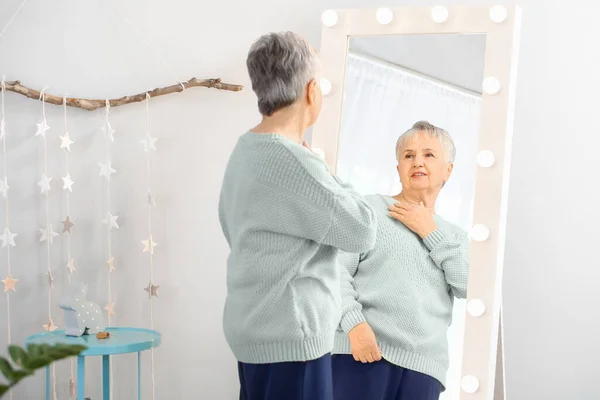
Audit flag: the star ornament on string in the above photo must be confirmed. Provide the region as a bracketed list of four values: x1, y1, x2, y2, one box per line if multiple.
[38, 174, 52, 194]
[103, 212, 119, 230]
[0, 178, 8, 198]
[142, 235, 158, 254]
[35, 119, 50, 138]
[104, 302, 116, 318]
[140, 134, 158, 152]
[98, 161, 116, 181]
[66, 258, 76, 274]
[43, 317, 58, 332]
[144, 282, 159, 299]
[60, 132, 74, 152]
[62, 215, 74, 234]
[0, 227, 17, 247]
[39, 224, 59, 244]
[62, 173, 74, 192]
[47, 271, 54, 288]
[107, 257, 115, 272]
[1, 274, 18, 293]
[148, 190, 156, 206]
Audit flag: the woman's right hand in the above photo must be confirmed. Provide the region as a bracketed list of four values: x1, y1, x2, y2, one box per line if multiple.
[348, 322, 382, 363]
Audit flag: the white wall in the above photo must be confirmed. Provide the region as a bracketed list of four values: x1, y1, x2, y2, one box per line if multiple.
[0, 0, 597, 399]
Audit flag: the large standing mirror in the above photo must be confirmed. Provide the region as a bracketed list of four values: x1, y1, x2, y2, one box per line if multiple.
[313, 6, 521, 400]
[337, 33, 486, 400]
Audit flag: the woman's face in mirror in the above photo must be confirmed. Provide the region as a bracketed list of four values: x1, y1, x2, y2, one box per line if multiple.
[396, 132, 453, 192]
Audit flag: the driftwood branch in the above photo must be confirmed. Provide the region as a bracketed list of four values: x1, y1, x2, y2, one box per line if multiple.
[2, 77, 243, 111]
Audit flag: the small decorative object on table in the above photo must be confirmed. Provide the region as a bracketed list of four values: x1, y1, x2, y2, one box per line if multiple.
[59, 282, 105, 337]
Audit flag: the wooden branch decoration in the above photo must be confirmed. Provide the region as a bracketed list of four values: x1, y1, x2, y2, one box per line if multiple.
[2, 78, 243, 111]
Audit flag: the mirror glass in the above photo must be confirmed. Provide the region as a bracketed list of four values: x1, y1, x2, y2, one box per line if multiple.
[336, 34, 486, 400]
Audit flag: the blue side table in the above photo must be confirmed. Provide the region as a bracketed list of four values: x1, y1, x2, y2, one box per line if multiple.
[25, 327, 161, 400]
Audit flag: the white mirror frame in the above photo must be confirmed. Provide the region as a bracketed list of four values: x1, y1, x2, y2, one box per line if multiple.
[312, 5, 522, 400]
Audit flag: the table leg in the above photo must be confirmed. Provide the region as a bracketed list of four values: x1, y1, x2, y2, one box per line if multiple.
[103, 355, 110, 400]
[45, 366, 50, 400]
[138, 351, 141, 400]
[77, 356, 85, 400]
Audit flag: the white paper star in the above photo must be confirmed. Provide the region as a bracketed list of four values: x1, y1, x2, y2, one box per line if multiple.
[1, 274, 18, 293]
[38, 174, 52, 194]
[98, 161, 116, 180]
[104, 302, 116, 318]
[101, 122, 116, 142]
[0, 228, 16, 247]
[43, 317, 58, 332]
[62, 215, 74, 234]
[35, 119, 50, 138]
[103, 213, 119, 230]
[0, 178, 8, 198]
[0, 118, 6, 140]
[140, 134, 158, 152]
[69, 378, 75, 398]
[142, 235, 158, 254]
[107, 257, 115, 272]
[62, 174, 74, 192]
[39, 224, 59, 244]
[144, 282, 159, 299]
[60, 132, 74, 152]
[66, 258, 76, 274]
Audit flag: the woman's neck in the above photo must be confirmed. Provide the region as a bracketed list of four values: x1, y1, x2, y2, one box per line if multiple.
[251, 106, 308, 144]
[393, 190, 438, 211]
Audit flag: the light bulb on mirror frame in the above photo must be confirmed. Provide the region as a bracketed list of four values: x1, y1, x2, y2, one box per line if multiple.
[376, 7, 394, 25]
[431, 6, 449, 23]
[320, 78, 333, 96]
[321, 10, 339, 27]
[461, 375, 480, 393]
[477, 150, 495, 168]
[489, 5, 508, 23]
[470, 224, 490, 242]
[467, 299, 486, 317]
[482, 77, 501, 95]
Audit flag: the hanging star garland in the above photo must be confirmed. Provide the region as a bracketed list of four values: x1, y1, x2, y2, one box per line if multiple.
[104, 302, 115, 318]
[35, 119, 50, 138]
[62, 216, 74, 234]
[62, 173, 74, 192]
[38, 174, 52, 194]
[43, 317, 58, 332]
[0, 178, 8, 198]
[0, 227, 16, 247]
[140, 134, 158, 152]
[103, 213, 119, 230]
[39, 224, 59, 244]
[142, 235, 158, 254]
[107, 257, 115, 272]
[98, 161, 116, 180]
[1, 274, 18, 293]
[144, 282, 159, 299]
[66, 258, 76, 275]
[60, 132, 74, 152]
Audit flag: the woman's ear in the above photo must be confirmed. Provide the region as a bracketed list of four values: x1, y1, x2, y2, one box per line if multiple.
[306, 78, 318, 105]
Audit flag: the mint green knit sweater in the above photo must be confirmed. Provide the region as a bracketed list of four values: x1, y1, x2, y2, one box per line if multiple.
[333, 194, 469, 387]
[218, 132, 377, 364]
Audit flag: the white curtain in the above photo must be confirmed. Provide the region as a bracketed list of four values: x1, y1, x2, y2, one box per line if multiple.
[336, 53, 482, 400]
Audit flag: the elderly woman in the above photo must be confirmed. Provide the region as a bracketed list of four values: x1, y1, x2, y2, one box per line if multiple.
[218, 32, 378, 400]
[331, 121, 470, 400]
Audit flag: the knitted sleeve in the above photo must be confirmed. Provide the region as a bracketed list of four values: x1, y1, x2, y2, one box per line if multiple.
[423, 228, 470, 299]
[255, 145, 377, 253]
[338, 251, 367, 333]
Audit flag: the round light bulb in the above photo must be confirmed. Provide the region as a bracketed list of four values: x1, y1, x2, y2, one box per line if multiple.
[467, 299, 486, 317]
[431, 6, 449, 23]
[490, 5, 508, 23]
[320, 78, 332, 96]
[461, 375, 480, 393]
[482, 77, 501, 95]
[376, 8, 394, 25]
[470, 224, 490, 242]
[321, 10, 339, 27]
[477, 150, 495, 168]
[312, 148, 326, 159]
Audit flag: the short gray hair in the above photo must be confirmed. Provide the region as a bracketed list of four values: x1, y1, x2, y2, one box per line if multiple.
[246, 32, 320, 116]
[395, 121, 456, 163]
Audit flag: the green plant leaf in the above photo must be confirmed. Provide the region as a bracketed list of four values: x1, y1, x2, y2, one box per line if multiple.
[0, 358, 15, 383]
[7, 346, 28, 368]
[26, 344, 42, 358]
[0, 384, 10, 396]
[24, 356, 53, 370]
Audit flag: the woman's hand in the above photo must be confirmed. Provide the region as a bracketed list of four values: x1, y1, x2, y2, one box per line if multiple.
[389, 201, 437, 238]
[348, 322, 382, 363]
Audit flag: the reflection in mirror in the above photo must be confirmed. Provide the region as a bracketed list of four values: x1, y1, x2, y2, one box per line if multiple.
[334, 34, 486, 400]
